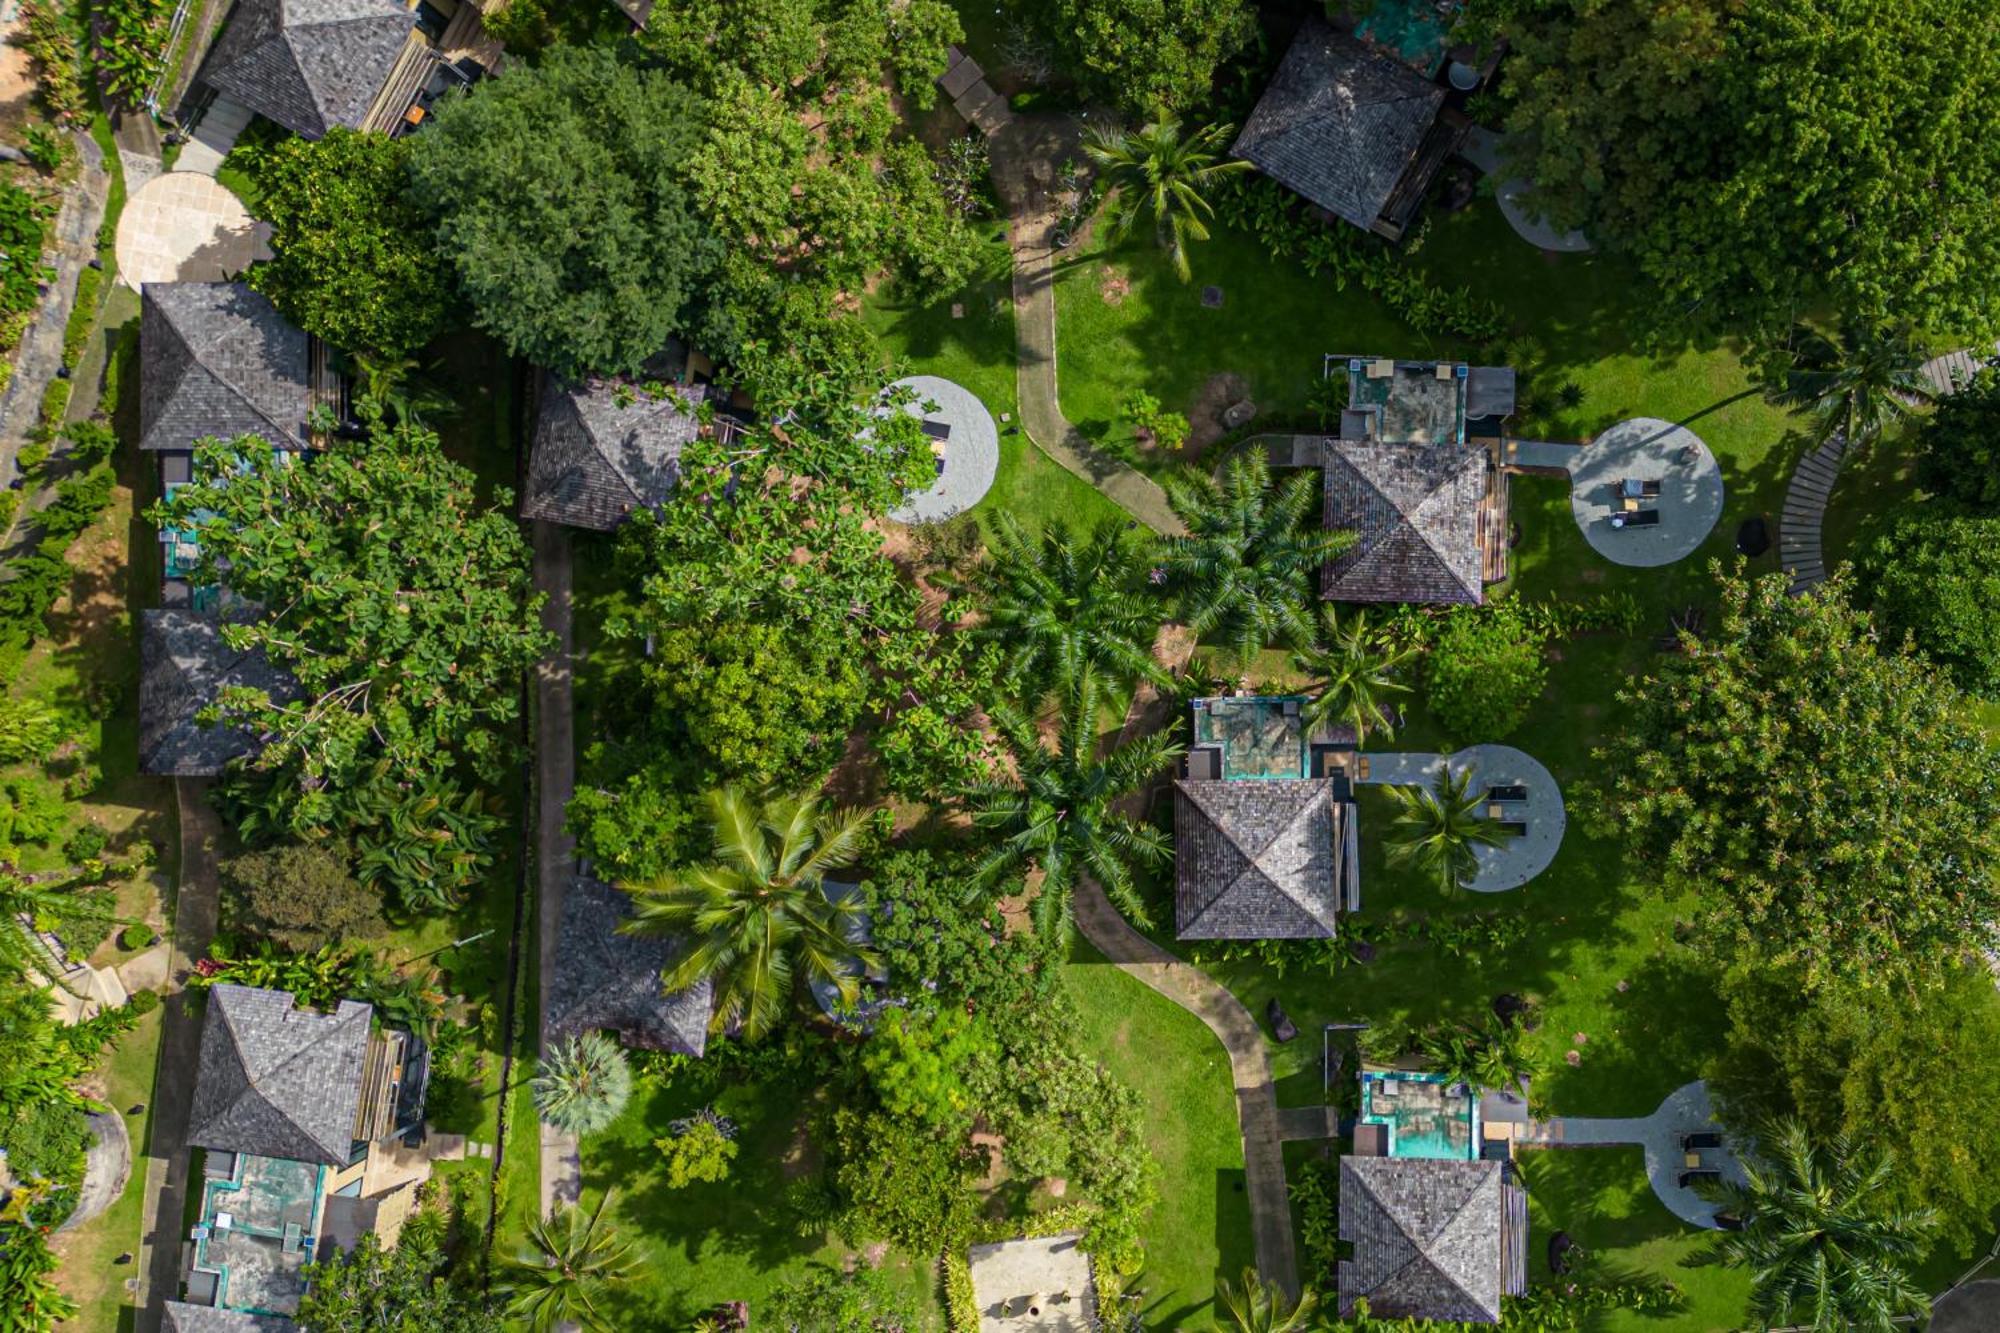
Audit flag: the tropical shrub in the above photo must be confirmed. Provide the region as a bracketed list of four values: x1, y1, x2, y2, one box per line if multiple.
[1914, 367, 2000, 512]
[92, 0, 175, 107]
[17, 1, 84, 125]
[1424, 602, 1550, 739]
[1011, 0, 1254, 114]
[859, 1008, 996, 1130]
[0, 1221, 77, 1331]
[222, 840, 387, 952]
[655, 1108, 738, 1188]
[1854, 508, 2000, 695]
[532, 1033, 632, 1137]
[1122, 390, 1188, 451]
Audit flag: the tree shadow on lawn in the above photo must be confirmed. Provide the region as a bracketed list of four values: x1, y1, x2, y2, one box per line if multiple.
[1536, 948, 1728, 1117]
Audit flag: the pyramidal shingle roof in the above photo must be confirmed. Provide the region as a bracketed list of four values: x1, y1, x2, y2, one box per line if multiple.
[521, 378, 712, 531]
[138, 610, 299, 777]
[141, 283, 310, 454]
[1232, 19, 1446, 232]
[187, 984, 370, 1166]
[202, 0, 414, 139]
[1339, 1157, 1509, 1324]
[548, 874, 712, 1055]
[1174, 778, 1340, 939]
[1321, 438, 1489, 605]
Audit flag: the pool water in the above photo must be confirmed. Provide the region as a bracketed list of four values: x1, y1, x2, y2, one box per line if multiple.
[1359, 1070, 1481, 1161]
[1354, 0, 1461, 76]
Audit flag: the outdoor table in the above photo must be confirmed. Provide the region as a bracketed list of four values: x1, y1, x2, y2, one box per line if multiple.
[1684, 1152, 1702, 1169]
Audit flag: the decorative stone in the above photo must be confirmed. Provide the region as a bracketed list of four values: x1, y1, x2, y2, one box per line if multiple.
[950, 302, 965, 319]
[1266, 998, 1298, 1042]
[1200, 284, 1225, 308]
[1221, 398, 1257, 430]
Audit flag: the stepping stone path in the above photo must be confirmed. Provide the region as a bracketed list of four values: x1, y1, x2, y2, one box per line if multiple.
[937, 46, 1013, 136]
[1779, 432, 1847, 594]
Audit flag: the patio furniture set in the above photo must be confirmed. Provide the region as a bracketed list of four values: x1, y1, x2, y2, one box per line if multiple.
[1485, 783, 1531, 837]
[1677, 1131, 1725, 1188]
[1607, 476, 1663, 530]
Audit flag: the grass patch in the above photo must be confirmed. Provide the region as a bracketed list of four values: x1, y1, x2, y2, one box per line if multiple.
[51, 1007, 164, 1329]
[1064, 943, 1251, 1328]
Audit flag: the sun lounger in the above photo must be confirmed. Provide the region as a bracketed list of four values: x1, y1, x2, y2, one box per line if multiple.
[1497, 821, 1528, 837]
[921, 419, 952, 441]
[1678, 1168, 1721, 1188]
[1682, 1132, 1723, 1152]
[1620, 478, 1662, 499]
[1487, 784, 1528, 802]
[1611, 509, 1663, 529]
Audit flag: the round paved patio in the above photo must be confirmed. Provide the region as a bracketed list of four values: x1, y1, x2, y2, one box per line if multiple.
[1522, 1081, 1746, 1229]
[1569, 417, 1724, 568]
[114, 171, 271, 287]
[1353, 744, 1566, 893]
[883, 374, 998, 524]
[1932, 1280, 2000, 1333]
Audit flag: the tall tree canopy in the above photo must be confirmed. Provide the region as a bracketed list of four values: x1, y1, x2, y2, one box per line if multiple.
[1914, 367, 2000, 513]
[248, 128, 454, 360]
[410, 44, 720, 378]
[157, 422, 549, 814]
[1592, 568, 2000, 990]
[1499, 0, 2000, 336]
[1855, 509, 2000, 698]
[1011, 0, 1254, 115]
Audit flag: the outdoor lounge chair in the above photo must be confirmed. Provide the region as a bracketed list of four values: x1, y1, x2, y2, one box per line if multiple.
[1487, 784, 1528, 803]
[1620, 478, 1663, 499]
[1678, 1168, 1722, 1188]
[1611, 509, 1663, 529]
[1682, 1132, 1723, 1152]
[921, 419, 952, 441]
[1497, 821, 1528, 837]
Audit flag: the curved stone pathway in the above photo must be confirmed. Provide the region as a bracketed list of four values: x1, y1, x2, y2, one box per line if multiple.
[1779, 431, 1848, 594]
[989, 114, 1186, 536]
[61, 1110, 132, 1232]
[1517, 1080, 1744, 1230]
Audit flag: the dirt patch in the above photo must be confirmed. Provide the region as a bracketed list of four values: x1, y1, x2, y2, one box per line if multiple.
[1184, 372, 1251, 455]
[0, 11, 38, 135]
[1098, 265, 1130, 306]
[780, 1114, 823, 1183]
[44, 483, 134, 664]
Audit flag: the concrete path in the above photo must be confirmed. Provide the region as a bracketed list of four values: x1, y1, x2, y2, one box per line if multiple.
[1568, 418, 1724, 568]
[135, 780, 225, 1333]
[1462, 129, 1592, 254]
[171, 95, 253, 176]
[1517, 1080, 1743, 1229]
[531, 521, 581, 1216]
[1779, 431, 1847, 594]
[989, 114, 1186, 536]
[1503, 438, 1584, 473]
[113, 171, 269, 287]
[1353, 745, 1565, 892]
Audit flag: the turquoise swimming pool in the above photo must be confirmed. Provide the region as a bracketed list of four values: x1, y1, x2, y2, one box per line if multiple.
[1359, 1069, 1481, 1161]
[1355, 0, 1462, 76]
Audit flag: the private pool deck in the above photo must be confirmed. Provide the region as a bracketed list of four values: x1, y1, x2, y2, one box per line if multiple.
[1354, 0, 1462, 75]
[188, 1151, 324, 1315]
[1190, 695, 1313, 780]
[1359, 1069, 1481, 1161]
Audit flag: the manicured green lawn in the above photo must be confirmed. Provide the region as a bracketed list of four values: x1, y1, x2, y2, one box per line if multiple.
[53, 1008, 163, 1329]
[1064, 944, 1252, 1328]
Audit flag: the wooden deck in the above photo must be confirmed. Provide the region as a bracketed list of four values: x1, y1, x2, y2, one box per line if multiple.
[1480, 447, 1510, 587]
[361, 32, 440, 135]
[1377, 105, 1471, 241]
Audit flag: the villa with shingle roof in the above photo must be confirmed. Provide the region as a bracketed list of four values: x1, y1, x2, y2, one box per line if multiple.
[1338, 1156, 1527, 1324]
[548, 874, 713, 1054]
[142, 283, 312, 457]
[522, 371, 727, 531]
[138, 610, 297, 777]
[1233, 18, 1470, 240]
[189, 985, 373, 1165]
[1174, 696, 1359, 939]
[1321, 439, 1493, 604]
[200, 0, 416, 139]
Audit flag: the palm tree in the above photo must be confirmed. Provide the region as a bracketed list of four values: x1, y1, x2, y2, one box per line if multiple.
[1293, 607, 1415, 747]
[1161, 453, 1355, 666]
[495, 1191, 641, 1333]
[1214, 1267, 1317, 1333]
[1713, 1118, 1933, 1332]
[532, 1032, 632, 1137]
[1418, 1013, 1539, 1095]
[1082, 116, 1252, 281]
[620, 789, 875, 1041]
[979, 512, 1166, 694]
[1766, 320, 1932, 448]
[0, 874, 119, 986]
[1384, 765, 1509, 895]
[962, 667, 1184, 936]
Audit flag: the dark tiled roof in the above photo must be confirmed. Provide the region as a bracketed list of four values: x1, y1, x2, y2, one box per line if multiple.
[203, 0, 414, 139]
[548, 875, 712, 1055]
[1339, 1156, 1512, 1324]
[611, 0, 653, 24]
[1465, 366, 1516, 422]
[521, 377, 711, 531]
[141, 283, 311, 454]
[1233, 19, 1447, 231]
[139, 610, 299, 777]
[188, 984, 371, 1166]
[1174, 779, 1341, 939]
[1321, 438, 1488, 605]
[163, 1303, 296, 1333]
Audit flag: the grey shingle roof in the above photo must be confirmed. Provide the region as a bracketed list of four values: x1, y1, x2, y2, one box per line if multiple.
[1174, 778, 1341, 939]
[1321, 438, 1489, 605]
[139, 610, 299, 777]
[521, 377, 711, 531]
[202, 0, 415, 139]
[1465, 366, 1516, 423]
[549, 875, 712, 1055]
[142, 283, 310, 454]
[1233, 19, 1447, 232]
[162, 1303, 295, 1333]
[1339, 1156, 1512, 1324]
[188, 984, 371, 1167]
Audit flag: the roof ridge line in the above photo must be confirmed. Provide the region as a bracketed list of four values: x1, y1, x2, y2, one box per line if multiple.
[1403, 451, 1484, 598]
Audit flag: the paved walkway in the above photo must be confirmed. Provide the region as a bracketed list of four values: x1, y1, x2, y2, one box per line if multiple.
[531, 520, 581, 1217]
[1518, 1080, 1743, 1229]
[113, 171, 269, 287]
[135, 780, 225, 1333]
[1462, 129, 1593, 254]
[884, 374, 999, 524]
[1779, 431, 1848, 594]
[989, 114, 1186, 536]
[1568, 418, 1724, 568]
[1353, 745, 1565, 892]
[171, 95, 253, 176]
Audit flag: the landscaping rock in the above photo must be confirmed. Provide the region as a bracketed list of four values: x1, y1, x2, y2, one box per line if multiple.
[1222, 399, 1258, 429]
[1201, 284, 1224, 308]
[1266, 998, 1298, 1042]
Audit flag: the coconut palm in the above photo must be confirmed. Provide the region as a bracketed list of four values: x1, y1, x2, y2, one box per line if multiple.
[1419, 1013, 1539, 1095]
[495, 1191, 641, 1333]
[620, 788, 875, 1041]
[1083, 116, 1252, 282]
[1384, 765, 1509, 895]
[1161, 453, 1355, 666]
[0, 874, 119, 986]
[979, 512, 1166, 694]
[1713, 1118, 1933, 1332]
[1293, 607, 1415, 747]
[532, 1032, 632, 1137]
[1767, 320, 1932, 448]
[1215, 1267, 1317, 1333]
[962, 667, 1184, 937]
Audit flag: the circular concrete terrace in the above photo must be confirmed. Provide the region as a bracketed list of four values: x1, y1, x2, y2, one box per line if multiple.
[114, 171, 270, 287]
[882, 374, 999, 524]
[1354, 744, 1565, 892]
[1569, 417, 1725, 568]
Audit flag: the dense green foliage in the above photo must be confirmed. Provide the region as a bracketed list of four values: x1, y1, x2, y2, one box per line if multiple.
[495, 1194, 640, 1333]
[1084, 117, 1250, 282]
[1593, 568, 2000, 990]
[297, 1232, 500, 1332]
[221, 840, 386, 952]
[654, 1110, 737, 1188]
[91, 0, 173, 106]
[412, 45, 720, 378]
[1915, 367, 2000, 512]
[1423, 602, 1551, 740]
[1498, 0, 2000, 335]
[764, 1265, 925, 1333]
[1383, 767, 1510, 896]
[977, 513, 1164, 694]
[1011, 0, 1253, 114]
[1854, 509, 2000, 696]
[249, 129, 455, 360]
[1295, 609, 1413, 747]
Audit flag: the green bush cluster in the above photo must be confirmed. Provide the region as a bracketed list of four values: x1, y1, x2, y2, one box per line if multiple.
[62, 264, 101, 369]
[92, 0, 176, 107]
[16, 1, 86, 126]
